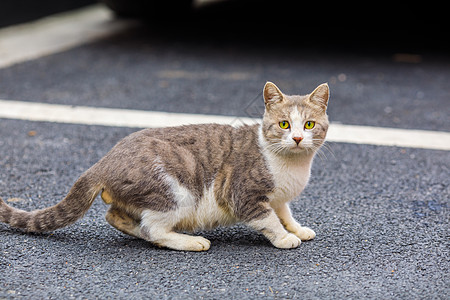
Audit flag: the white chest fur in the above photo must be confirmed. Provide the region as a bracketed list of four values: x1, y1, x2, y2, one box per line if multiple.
[258, 128, 314, 205]
[263, 150, 313, 204]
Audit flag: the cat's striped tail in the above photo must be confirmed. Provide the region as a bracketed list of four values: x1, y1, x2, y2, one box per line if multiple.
[0, 169, 102, 232]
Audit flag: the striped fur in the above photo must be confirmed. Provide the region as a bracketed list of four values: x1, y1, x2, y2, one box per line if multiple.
[0, 82, 329, 251]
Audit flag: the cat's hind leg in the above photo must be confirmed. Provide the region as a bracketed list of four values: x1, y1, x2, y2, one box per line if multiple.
[102, 189, 141, 238]
[105, 206, 141, 239]
[139, 210, 211, 251]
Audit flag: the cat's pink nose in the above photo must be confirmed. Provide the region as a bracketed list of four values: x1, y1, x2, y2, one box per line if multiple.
[292, 136, 303, 145]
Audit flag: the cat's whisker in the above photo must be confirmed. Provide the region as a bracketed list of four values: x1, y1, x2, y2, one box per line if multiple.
[264, 141, 287, 156]
[264, 139, 331, 159]
[0, 81, 331, 252]
[316, 141, 335, 160]
[315, 148, 327, 162]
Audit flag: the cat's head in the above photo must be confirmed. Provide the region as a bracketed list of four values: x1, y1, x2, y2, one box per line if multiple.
[260, 82, 330, 156]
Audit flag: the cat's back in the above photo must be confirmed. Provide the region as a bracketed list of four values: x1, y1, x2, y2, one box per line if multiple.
[127, 123, 260, 157]
[140, 123, 236, 152]
[103, 123, 263, 185]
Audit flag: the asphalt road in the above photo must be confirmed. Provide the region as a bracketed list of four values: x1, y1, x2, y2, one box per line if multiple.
[0, 2, 449, 299]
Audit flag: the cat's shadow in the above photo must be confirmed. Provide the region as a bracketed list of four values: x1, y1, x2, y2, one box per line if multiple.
[1, 223, 274, 252]
[109, 226, 276, 252]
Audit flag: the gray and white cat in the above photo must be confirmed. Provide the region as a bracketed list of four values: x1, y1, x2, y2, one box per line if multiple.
[0, 82, 330, 251]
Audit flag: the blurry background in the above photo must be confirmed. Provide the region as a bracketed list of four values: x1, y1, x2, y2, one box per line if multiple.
[0, 0, 447, 53]
[0, 0, 95, 27]
[0, 0, 447, 131]
[0, 1, 448, 299]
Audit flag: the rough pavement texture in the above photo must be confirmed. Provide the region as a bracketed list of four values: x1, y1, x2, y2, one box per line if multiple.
[0, 120, 448, 299]
[0, 2, 449, 298]
[0, 28, 448, 132]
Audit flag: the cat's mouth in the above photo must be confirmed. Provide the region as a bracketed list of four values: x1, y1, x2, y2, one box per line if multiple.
[287, 144, 308, 153]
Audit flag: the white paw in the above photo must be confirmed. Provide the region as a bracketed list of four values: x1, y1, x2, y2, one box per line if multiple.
[272, 233, 301, 249]
[294, 226, 316, 241]
[183, 236, 211, 252]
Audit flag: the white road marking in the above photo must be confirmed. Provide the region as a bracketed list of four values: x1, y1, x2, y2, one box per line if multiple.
[327, 123, 450, 151]
[0, 99, 449, 151]
[0, 6, 448, 151]
[0, 99, 256, 128]
[0, 4, 137, 69]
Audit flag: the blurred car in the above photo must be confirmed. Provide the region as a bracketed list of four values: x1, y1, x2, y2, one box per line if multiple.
[101, 0, 194, 18]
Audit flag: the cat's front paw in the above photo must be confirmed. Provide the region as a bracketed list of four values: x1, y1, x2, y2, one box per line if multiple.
[294, 226, 316, 241]
[272, 233, 301, 249]
[184, 236, 211, 251]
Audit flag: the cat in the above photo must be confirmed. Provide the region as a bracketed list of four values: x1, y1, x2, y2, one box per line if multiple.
[0, 82, 330, 251]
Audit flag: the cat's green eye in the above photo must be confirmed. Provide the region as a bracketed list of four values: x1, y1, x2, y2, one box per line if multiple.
[304, 121, 315, 130]
[279, 121, 290, 129]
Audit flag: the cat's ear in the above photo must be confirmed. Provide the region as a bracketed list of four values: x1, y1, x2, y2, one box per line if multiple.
[308, 83, 329, 110]
[263, 82, 284, 106]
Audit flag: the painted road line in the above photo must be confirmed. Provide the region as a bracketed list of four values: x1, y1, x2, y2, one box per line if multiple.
[0, 99, 449, 151]
[0, 99, 257, 128]
[327, 124, 450, 151]
[0, 4, 138, 69]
